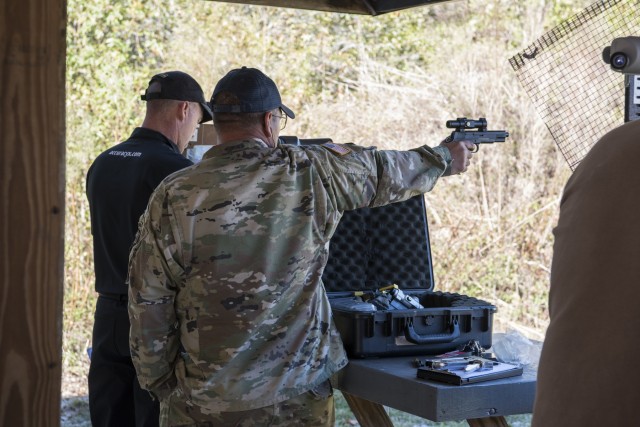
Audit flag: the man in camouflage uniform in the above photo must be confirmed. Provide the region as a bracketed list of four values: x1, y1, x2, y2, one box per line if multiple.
[128, 66, 475, 426]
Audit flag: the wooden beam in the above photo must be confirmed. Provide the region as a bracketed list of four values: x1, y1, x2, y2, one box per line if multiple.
[204, 0, 453, 16]
[341, 392, 395, 427]
[0, 0, 66, 425]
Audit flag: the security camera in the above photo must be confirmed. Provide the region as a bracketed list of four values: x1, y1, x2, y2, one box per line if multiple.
[603, 36, 640, 74]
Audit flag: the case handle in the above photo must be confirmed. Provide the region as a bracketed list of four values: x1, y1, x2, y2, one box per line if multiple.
[404, 318, 460, 344]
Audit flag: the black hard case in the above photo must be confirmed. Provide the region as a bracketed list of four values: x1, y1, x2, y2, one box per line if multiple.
[324, 195, 496, 358]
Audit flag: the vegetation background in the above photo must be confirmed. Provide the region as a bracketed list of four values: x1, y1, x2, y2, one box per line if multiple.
[63, 0, 594, 425]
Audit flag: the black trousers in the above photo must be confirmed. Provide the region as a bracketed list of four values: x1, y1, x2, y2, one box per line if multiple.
[88, 295, 160, 427]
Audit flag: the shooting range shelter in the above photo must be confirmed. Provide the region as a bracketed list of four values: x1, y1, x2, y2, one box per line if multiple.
[0, 0, 452, 425]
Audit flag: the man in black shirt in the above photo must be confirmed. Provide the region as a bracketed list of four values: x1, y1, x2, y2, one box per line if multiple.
[86, 71, 212, 427]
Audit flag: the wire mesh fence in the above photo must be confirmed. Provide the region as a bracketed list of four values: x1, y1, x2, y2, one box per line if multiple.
[509, 0, 640, 170]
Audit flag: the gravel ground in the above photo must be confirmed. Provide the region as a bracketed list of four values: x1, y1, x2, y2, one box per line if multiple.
[61, 369, 90, 427]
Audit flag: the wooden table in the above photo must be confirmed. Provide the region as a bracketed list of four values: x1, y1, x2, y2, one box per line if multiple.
[333, 356, 536, 426]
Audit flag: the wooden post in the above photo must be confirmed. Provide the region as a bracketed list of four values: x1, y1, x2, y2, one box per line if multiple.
[0, 0, 66, 425]
[468, 416, 510, 427]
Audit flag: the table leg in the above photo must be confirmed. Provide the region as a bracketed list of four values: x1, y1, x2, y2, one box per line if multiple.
[340, 391, 394, 427]
[467, 416, 510, 427]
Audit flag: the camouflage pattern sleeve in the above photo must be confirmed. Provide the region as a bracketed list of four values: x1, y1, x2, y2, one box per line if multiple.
[305, 142, 449, 212]
[431, 145, 453, 175]
[127, 182, 183, 399]
[368, 144, 450, 207]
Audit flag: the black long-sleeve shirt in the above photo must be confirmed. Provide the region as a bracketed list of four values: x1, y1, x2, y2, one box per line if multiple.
[86, 127, 193, 295]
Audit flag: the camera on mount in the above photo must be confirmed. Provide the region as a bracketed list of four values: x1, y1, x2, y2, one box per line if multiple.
[603, 36, 640, 74]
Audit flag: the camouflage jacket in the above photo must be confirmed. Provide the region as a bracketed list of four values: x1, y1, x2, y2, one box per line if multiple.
[128, 138, 450, 411]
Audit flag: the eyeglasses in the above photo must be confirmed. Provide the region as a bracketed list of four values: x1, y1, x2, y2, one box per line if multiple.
[272, 109, 287, 130]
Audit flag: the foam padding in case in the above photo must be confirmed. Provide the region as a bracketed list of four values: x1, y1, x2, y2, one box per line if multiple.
[323, 195, 434, 293]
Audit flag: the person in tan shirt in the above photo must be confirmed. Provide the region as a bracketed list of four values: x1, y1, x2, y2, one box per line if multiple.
[533, 119, 640, 426]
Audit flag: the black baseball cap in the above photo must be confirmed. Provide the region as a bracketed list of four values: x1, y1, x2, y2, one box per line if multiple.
[210, 67, 295, 118]
[141, 71, 213, 123]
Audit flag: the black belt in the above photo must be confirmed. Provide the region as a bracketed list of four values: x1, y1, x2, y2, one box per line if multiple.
[99, 292, 128, 301]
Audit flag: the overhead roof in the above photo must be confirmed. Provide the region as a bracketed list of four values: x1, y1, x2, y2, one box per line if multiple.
[207, 0, 451, 16]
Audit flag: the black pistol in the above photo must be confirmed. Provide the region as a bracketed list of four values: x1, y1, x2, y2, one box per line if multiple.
[444, 117, 509, 152]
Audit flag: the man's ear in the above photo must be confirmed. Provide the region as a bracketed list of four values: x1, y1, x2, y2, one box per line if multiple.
[263, 111, 273, 138]
[177, 101, 190, 121]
